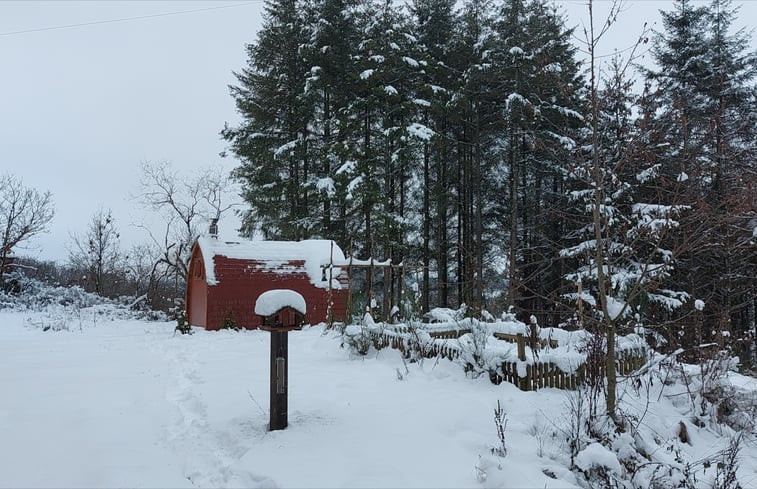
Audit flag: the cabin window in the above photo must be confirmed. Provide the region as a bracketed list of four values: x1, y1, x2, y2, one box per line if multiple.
[192, 258, 204, 279]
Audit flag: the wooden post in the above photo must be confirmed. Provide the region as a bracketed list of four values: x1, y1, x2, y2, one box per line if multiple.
[347, 239, 353, 322]
[327, 240, 334, 328]
[368, 245, 374, 317]
[516, 333, 526, 361]
[399, 264, 406, 318]
[269, 331, 288, 431]
[539, 363, 544, 389]
[383, 253, 391, 322]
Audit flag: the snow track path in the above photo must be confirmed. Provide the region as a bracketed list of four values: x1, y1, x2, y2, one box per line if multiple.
[158, 332, 275, 488]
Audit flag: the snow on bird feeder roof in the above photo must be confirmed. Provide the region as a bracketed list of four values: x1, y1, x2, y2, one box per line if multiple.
[197, 236, 345, 288]
[255, 289, 307, 317]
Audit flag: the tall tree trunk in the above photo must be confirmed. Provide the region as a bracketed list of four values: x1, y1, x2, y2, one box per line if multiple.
[475, 119, 484, 312]
[587, 0, 616, 419]
[422, 135, 431, 313]
[323, 90, 332, 234]
[508, 130, 519, 311]
[437, 118, 449, 307]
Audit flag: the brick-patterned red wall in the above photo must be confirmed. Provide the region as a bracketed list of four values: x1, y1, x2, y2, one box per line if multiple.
[203, 256, 348, 330]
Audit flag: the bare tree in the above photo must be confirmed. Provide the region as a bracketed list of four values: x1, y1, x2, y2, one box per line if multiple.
[136, 161, 237, 286]
[122, 242, 161, 298]
[566, 0, 688, 419]
[0, 174, 54, 279]
[68, 207, 122, 296]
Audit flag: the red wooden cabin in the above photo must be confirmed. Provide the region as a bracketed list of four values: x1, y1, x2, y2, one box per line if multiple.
[186, 237, 349, 330]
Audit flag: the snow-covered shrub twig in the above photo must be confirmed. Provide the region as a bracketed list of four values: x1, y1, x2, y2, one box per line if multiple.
[712, 433, 744, 489]
[491, 400, 507, 458]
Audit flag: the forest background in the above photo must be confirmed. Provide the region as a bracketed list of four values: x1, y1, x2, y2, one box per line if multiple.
[1, 0, 755, 364]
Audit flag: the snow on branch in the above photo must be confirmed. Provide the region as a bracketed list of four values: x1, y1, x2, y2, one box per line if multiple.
[407, 123, 434, 141]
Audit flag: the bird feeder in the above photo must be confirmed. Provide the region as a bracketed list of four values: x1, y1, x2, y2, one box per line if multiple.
[254, 289, 307, 431]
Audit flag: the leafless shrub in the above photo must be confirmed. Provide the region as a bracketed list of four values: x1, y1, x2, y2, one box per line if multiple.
[491, 400, 507, 458]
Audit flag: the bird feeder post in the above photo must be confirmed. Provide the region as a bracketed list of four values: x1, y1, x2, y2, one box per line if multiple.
[255, 289, 306, 432]
[269, 330, 288, 431]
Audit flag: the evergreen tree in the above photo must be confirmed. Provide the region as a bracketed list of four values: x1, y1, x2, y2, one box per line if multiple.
[410, 0, 457, 309]
[646, 0, 757, 353]
[645, 0, 710, 183]
[492, 0, 583, 320]
[447, 0, 499, 311]
[302, 0, 363, 241]
[346, 0, 426, 315]
[224, 0, 314, 240]
[696, 0, 756, 352]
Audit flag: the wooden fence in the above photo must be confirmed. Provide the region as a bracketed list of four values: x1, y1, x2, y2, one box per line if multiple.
[371, 328, 463, 360]
[494, 362, 581, 391]
[491, 349, 646, 391]
[367, 326, 648, 392]
[493, 332, 559, 352]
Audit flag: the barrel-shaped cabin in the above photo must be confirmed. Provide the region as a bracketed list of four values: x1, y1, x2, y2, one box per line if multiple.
[186, 237, 348, 330]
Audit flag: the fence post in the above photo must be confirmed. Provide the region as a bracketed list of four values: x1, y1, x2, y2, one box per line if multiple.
[516, 333, 526, 361]
[519, 364, 530, 391]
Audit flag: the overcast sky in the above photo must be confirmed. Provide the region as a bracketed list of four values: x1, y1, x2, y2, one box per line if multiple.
[1, 0, 755, 262]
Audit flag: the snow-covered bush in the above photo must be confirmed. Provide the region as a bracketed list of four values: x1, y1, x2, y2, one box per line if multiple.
[0, 273, 166, 324]
[402, 319, 432, 362]
[219, 311, 240, 331]
[341, 313, 378, 355]
[174, 310, 193, 335]
[456, 319, 490, 377]
[424, 303, 468, 323]
[2, 270, 98, 310]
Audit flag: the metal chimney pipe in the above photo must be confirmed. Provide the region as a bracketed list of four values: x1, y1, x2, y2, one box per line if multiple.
[209, 218, 219, 239]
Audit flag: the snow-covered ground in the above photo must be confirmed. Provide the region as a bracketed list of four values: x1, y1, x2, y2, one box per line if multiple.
[1, 310, 756, 488]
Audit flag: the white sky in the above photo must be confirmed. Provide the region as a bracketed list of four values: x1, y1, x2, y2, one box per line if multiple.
[1, 0, 755, 263]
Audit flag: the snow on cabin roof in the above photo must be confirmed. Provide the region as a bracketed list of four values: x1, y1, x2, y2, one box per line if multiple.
[254, 289, 307, 316]
[196, 236, 345, 289]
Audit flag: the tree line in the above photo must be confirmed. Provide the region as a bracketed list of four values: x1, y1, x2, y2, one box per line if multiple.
[224, 0, 755, 357]
[1, 163, 235, 313]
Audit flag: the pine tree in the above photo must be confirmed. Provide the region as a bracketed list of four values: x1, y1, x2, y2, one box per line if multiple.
[492, 0, 583, 320]
[411, 0, 457, 309]
[301, 0, 363, 241]
[347, 0, 426, 315]
[646, 0, 710, 182]
[447, 0, 499, 311]
[224, 0, 314, 240]
[646, 0, 757, 354]
[695, 0, 756, 353]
